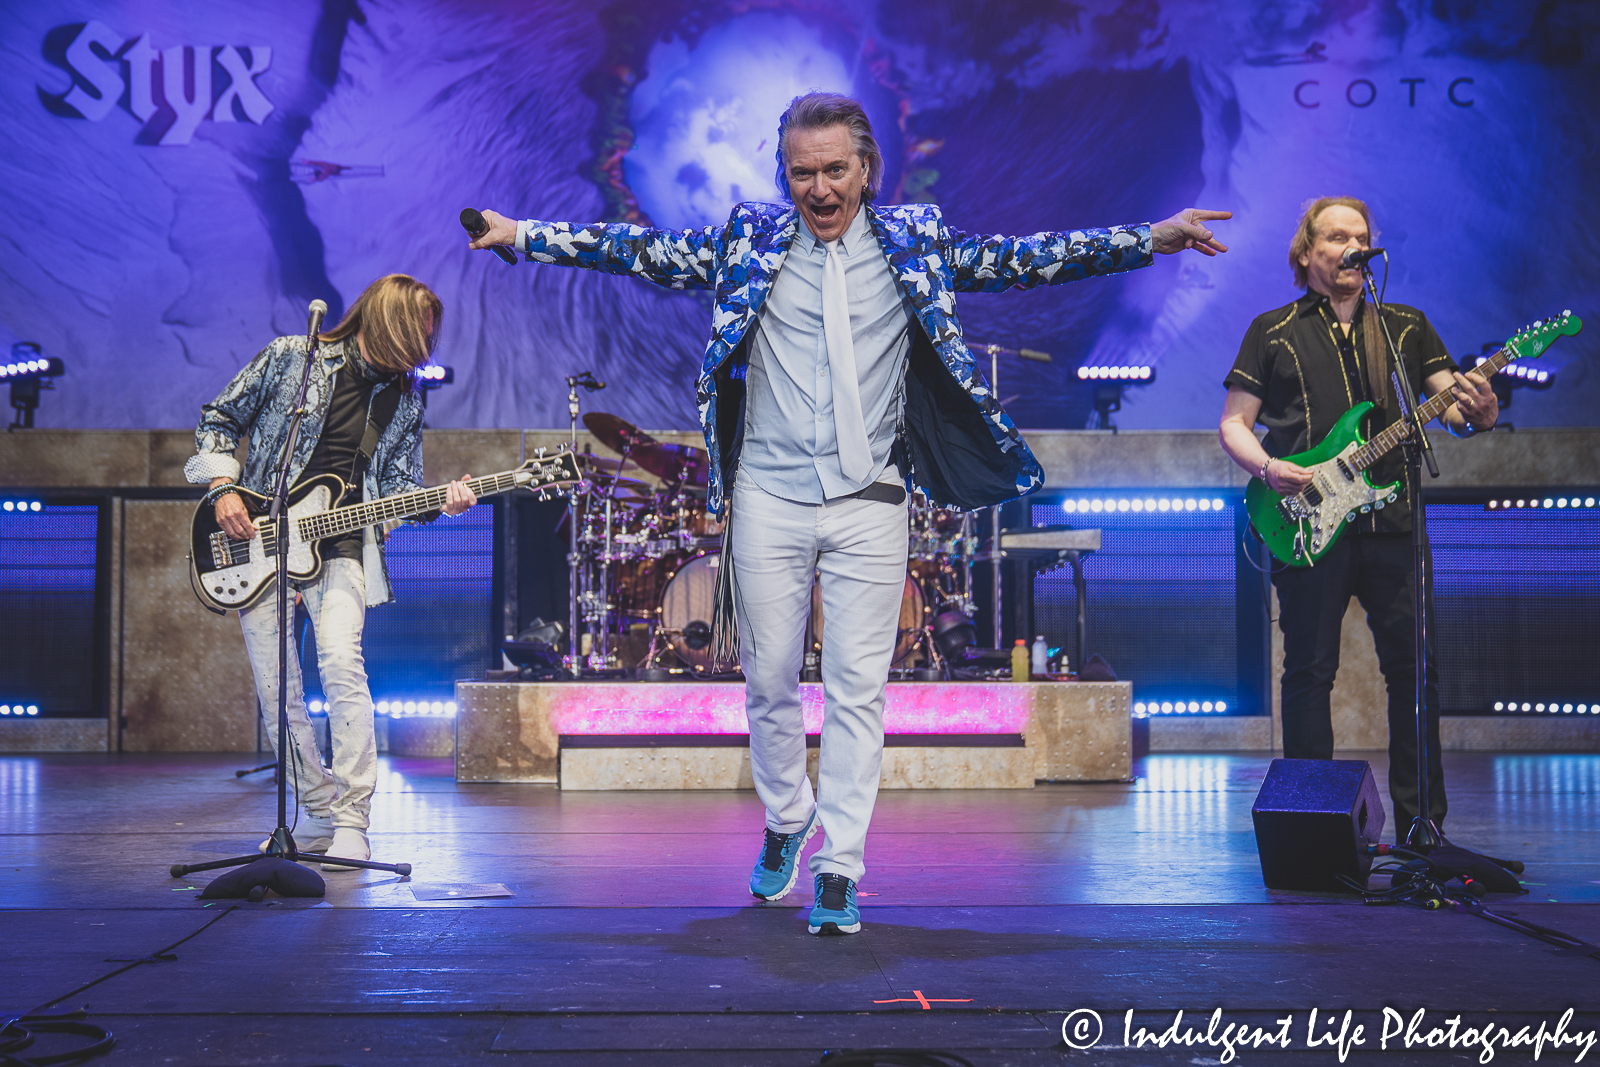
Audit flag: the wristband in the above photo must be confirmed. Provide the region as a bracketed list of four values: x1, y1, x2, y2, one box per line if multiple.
[1258, 458, 1274, 482]
[202, 482, 242, 508]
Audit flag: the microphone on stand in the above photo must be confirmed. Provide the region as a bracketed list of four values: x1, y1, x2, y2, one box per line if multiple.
[1341, 247, 1386, 269]
[460, 208, 518, 264]
[307, 299, 328, 339]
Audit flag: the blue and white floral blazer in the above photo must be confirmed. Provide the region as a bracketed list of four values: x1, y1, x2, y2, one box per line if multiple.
[520, 202, 1152, 514]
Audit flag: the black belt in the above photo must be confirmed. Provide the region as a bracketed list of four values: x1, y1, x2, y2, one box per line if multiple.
[846, 481, 907, 505]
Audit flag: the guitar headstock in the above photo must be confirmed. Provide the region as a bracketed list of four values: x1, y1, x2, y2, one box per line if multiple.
[515, 448, 584, 499]
[1504, 310, 1583, 364]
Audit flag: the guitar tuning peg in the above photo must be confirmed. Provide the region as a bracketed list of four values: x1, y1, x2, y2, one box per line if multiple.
[536, 447, 546, 456]
[1563, 309, 1572, 317]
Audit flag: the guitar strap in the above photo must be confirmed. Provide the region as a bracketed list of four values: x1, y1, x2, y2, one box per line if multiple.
[1362, 299, 1388, 410]
[350, 381, 404, 487]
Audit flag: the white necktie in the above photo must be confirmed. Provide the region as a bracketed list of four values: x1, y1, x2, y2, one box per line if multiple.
[822, 240, 871, 483]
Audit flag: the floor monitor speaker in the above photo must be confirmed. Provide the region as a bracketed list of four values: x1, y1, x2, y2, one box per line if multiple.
[1251, 758, 1386, 892]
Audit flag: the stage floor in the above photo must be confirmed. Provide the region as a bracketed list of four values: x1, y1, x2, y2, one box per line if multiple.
[3, 751, 1597, 1065]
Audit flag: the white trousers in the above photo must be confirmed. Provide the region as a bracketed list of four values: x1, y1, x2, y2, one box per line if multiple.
[732, 477, 908, 883]
[238, 556, 378, 829]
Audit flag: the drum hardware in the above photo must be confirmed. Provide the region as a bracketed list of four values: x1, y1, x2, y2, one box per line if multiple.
[558, 416, 990, 679]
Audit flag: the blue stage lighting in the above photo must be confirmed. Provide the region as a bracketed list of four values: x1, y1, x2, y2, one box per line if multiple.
[416, 365, 455, 393]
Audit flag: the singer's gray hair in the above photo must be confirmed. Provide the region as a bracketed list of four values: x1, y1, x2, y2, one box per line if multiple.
[1290, 197, 1378, 288]
[774, 92, 884, 202]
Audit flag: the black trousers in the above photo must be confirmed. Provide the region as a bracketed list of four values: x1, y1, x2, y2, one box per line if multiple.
[1271, 532, 1446, 830]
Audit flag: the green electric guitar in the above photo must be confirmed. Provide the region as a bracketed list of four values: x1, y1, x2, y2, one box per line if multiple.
[1246, 311, 1584, 566]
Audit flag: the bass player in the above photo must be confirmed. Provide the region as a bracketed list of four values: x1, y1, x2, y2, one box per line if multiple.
[185, 274, 476, 868]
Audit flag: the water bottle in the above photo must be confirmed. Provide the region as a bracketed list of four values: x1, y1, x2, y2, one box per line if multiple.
[1031, 635, 1048, 678]
[1010, 639, 1029, 683]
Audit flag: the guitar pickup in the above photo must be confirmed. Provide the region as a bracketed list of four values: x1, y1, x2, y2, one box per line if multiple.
[1335, 457, 1353, 482]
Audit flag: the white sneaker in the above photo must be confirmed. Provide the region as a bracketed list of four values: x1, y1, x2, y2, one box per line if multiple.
[321, 827, 371, 871]
[258, 813, 333, 855]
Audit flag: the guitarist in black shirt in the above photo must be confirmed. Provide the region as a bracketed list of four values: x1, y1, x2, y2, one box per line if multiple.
[1218, 198, 1499, 832]
[185, 274, 476, 868]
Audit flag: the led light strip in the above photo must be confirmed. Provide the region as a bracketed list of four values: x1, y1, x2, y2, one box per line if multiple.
[0, 704, 41, 716]
[1134, 700, 1229, 716]
[1495, 701, 1591, 714]
[0, 359, 51, 379]
[1473, 356, 1551, 384]
[1486, 496, 1597, 510]
[307, 698, 459, 717]
[1061, 496, 1228, 514]
[2, 501, 43, 512]
[1077, 365, 1153, 381]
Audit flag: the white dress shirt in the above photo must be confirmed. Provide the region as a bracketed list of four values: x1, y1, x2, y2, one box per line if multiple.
[740, 206, 916, 503]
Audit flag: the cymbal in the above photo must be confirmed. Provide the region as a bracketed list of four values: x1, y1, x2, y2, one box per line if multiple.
[630, 441, 711, 488]
[582, 412, 657, 455]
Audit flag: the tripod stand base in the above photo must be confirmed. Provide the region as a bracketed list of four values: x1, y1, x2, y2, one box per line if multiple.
[1403, 816, 1445, 850]
[170, 827, 412, 879]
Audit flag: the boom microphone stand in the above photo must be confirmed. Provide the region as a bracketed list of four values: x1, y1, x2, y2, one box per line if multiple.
[171, 300, 411, 881]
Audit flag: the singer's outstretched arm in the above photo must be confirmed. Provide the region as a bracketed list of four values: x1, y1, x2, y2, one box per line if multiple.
[468, 208, 720, 291]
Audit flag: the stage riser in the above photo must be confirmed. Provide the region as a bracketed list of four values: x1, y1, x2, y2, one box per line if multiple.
[559, 747, 1038, 790]
[456, 681, 1133, 788]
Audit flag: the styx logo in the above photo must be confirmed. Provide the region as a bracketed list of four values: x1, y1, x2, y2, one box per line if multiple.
[38, 20, 273, 146]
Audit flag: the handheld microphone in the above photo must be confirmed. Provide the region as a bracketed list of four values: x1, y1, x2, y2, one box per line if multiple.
[460, 208, 518, 265]
[1341, 247, 1386, 269]
[307, 299, 328, 337]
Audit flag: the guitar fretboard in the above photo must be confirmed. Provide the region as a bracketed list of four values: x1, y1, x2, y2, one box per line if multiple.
[1348, 346, 1512, 472]
[296, 470, 527, 543]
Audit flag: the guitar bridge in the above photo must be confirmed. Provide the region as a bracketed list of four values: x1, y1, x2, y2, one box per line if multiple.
[209, 531, 233, 569]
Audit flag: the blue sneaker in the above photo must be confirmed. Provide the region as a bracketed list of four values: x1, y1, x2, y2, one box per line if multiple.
[808, 872, 861, 935]
[748, 808, 820, 901]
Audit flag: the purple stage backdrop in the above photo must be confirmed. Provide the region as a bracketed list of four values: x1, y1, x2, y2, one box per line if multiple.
[1, 1, 1595, 434]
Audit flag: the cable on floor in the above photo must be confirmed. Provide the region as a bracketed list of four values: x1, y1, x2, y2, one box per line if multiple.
[0, 1009, 114, 1066]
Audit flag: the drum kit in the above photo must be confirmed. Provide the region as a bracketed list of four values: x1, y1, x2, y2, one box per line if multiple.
[562, 404, 980, 680]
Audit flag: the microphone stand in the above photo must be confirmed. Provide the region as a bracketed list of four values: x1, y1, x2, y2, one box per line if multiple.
[172, 307, 412, 881]
[565, 371, 604, 678]
[1359, 258, 1443, 850]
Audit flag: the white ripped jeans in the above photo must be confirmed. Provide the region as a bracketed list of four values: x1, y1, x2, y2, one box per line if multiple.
[732, 477, 909, 884]
[238, 556, 377, 829]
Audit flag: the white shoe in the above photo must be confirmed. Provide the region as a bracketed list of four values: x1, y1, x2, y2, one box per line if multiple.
[259, 813, 333, 855]
[321, 827, 371, 871]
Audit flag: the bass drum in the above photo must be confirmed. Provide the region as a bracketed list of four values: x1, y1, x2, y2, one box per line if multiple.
[658, 556, 929, 674]
[659, 552, 724, 675]
[811, 574, 926, 669]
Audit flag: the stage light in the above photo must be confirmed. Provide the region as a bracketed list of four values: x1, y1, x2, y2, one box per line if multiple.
[308, 699, 324, 713]
[6, 343, 65, 430]
[416, 364, 455, 407]
[1139, 698, 1230, 715]
[1494, 702, 1505, 711]
[374, 697, 457, 717]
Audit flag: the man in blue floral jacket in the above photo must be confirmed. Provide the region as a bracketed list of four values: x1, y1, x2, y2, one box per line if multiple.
[472, 92, 1228, 935]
